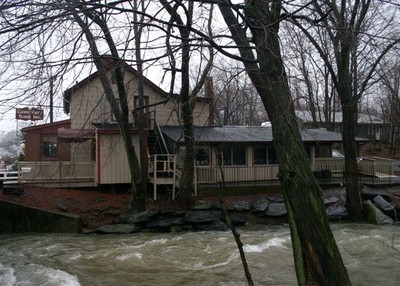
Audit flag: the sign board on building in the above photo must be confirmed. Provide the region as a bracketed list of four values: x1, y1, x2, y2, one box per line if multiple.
[16, 108, 44, 121]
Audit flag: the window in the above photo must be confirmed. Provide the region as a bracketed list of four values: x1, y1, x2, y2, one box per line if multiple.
[134, 96, 149, 127]
[253, 146, 278, 165]
[222, 146, 246, 166]
[42, 141, 57, 157]
[195, 147, 210, 166]
[368, 125, 374, 136]
[111, 99, 121, 122]
[134, 96, 149, 114]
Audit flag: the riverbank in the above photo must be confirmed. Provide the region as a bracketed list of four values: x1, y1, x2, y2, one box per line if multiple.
[1, 184, 399, 232]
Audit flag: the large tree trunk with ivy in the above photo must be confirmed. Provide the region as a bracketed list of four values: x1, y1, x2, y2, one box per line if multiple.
[219, 1, 350, 284]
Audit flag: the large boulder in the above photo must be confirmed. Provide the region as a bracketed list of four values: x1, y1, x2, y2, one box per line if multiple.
[252, 198, 269, 212]
[326, 205, 348, 221]
[234, 201, 250, 211]
[265, 203, 287, 217]
[363, 200, 394, 225]
[361, 185, 391, 201]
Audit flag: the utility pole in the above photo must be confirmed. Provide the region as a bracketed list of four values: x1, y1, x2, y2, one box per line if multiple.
[50, 76, 55, 123]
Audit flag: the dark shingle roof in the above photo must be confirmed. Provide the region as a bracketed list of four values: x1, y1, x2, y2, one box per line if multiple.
[295, 110, 385, 124]
[161, 126, 369, 144]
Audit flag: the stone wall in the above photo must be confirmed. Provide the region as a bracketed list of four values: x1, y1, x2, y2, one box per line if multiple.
[0, 200, 82, 233]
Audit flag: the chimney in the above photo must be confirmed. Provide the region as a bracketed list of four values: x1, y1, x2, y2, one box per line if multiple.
[205, 77, 215, 126]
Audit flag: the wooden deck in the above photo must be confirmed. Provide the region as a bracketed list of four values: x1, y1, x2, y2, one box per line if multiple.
[13, 155, 400, 198]
[17, 161, 96, 188]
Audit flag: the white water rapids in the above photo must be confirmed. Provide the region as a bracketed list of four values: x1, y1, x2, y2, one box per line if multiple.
[0, 223, 399, 285]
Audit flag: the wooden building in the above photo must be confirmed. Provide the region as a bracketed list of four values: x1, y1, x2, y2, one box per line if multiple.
[18, 57, 398, 197]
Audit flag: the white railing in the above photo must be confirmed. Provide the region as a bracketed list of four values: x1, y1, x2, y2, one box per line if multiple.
[0, 169, 20, 184]
[17, 161, 95, 185]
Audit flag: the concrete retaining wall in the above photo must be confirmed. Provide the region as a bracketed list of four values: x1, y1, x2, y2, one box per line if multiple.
[0, 200, 82, 233]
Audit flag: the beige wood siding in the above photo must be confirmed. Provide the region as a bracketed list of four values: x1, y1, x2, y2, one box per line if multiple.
[97, 133, 141, 184]
[69, 68, 212, 130]
[71, 141, 93, 162]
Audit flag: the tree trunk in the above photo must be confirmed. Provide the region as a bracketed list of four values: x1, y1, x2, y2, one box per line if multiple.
[218, 1, 351, 284]
[342, 103, 363, 220]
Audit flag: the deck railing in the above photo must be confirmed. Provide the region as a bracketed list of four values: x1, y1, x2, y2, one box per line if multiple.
[16, 156, 399, 190]
[196, 165, 280, 187]
[196, 157, 399, 187]
[17, 161, 95, 185]
[0, 170, 20, 184]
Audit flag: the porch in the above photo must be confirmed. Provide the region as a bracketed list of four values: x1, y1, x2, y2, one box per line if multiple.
[15, 155, 399, 197]
[149, 155, 400, 199]
[17, 161, 96, 188]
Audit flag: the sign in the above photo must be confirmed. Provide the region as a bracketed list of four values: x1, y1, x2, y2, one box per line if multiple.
[16, 108, 44, 121]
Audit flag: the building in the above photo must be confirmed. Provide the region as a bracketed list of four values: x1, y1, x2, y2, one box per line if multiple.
[295, 110, 391, 143]
[18, 58, 397, 198]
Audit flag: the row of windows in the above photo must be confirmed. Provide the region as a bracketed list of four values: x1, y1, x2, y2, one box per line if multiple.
[42, 141, 278, 165]
[195, 146, 278, 167]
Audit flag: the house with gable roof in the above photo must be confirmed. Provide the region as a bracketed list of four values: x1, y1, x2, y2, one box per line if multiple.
[18, 58, 397, 199]
[295, 110, 391, 143]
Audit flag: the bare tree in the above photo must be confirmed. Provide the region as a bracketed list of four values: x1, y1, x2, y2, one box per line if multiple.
[213, 1, 350, 284]
[161, 1, 214, 207]
[212, 61, 268, 126]
[376, 57, 400, 156]
[283, 24, 340, 130]
[288, 0, 400, 220]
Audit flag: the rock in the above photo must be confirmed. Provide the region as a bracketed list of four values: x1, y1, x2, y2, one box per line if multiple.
[326, 205, 348, 221]
[373, 195, 398, 220]
[123, 210, 159, 224]
[192, 203, 214, 210]
[193, 221, 228, 231]
[159, 209, 185, 217]
[324, 196, 339, 206]
[145, 217, 184, 229]
[265, 203, 286, 217]
[221, 212, 246, 226]
[56, 201, 69, 212]
[267, 195, 284, 203]
[214, 200, 235, 211]
[361, 185, 391, 201]
[184, 210, 217, 224]
[373, 195, 395, 212]
[363, 200, 394, 225]
[252, 198, 269, 212]
[96, 224, 141, 234]
[234, 201, 250, 211]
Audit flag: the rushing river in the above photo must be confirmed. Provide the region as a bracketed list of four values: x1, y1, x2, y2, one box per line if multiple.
[0, 223, 399, 286]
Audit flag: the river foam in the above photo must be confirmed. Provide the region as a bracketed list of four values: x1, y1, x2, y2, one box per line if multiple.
[243, 236, 288, 253]
[0, 262, 81, 286]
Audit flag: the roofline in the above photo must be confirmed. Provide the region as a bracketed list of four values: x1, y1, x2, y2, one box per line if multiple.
[63, 56, 212, 114]
[21, 119, 71, 132]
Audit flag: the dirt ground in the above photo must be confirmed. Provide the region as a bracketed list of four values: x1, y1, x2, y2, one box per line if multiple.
[0, 185, 273, 230]
[0, 186, 131, 229]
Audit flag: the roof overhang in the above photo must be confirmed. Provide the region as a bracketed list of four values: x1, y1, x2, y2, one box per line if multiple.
[58, 128, 95, 142]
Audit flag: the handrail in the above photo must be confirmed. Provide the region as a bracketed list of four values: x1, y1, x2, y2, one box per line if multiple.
[0, 170, 20, 184]
[154, 120, 169, 155]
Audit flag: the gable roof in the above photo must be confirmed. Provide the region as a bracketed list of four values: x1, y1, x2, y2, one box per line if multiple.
[63, 56, 170, 114]
[63, 56, 212, 114]
[161, 126, 369, 144]
[295, 110, 385, 125]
